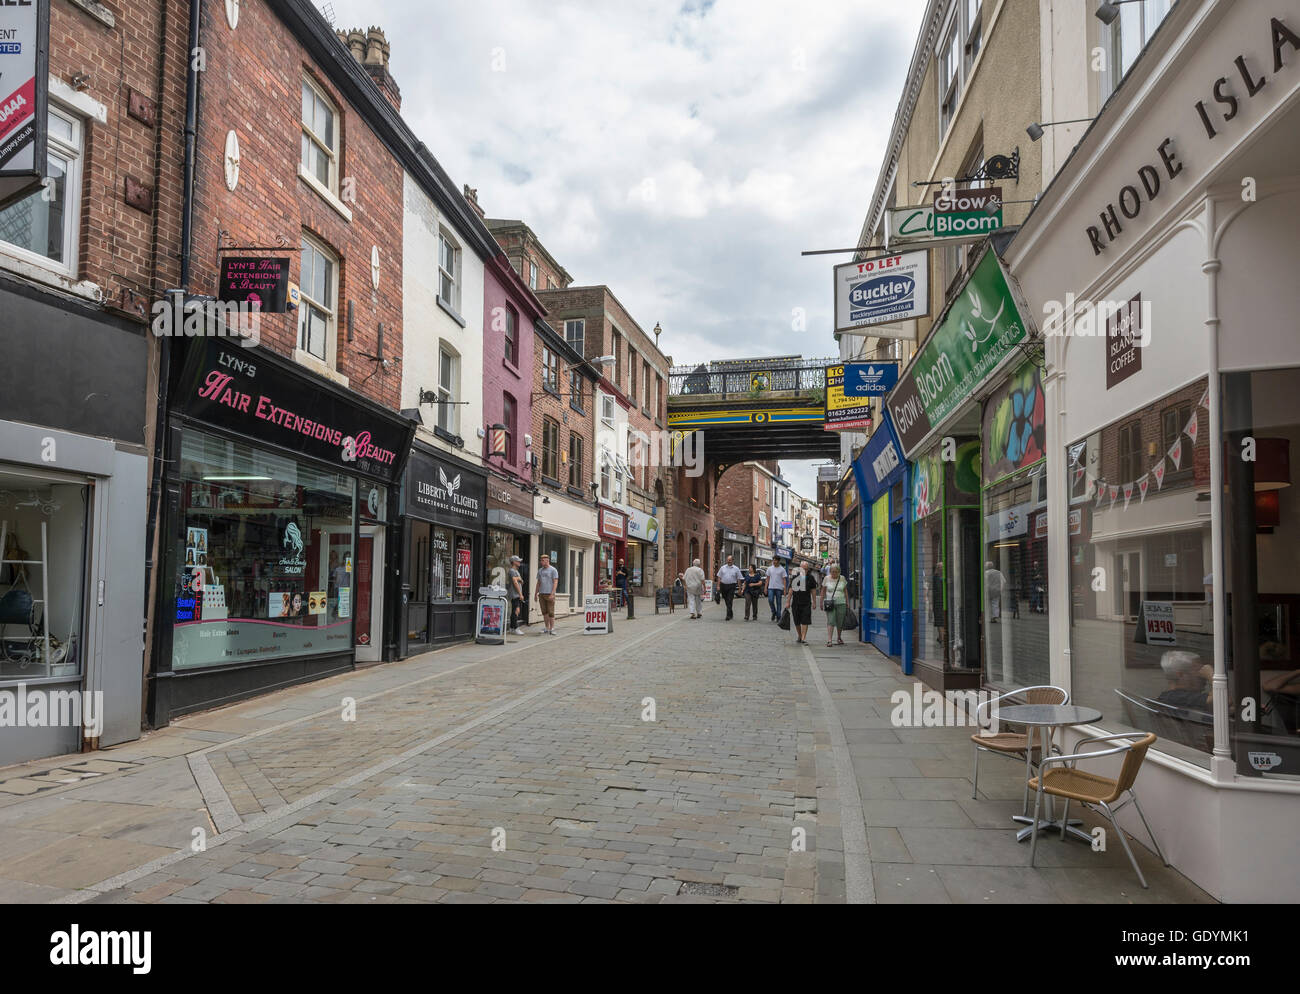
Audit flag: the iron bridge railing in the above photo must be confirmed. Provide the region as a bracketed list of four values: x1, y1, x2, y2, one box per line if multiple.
[668, 356, 838, 397]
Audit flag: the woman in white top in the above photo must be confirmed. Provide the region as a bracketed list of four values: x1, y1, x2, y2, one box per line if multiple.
[821, 563, 848, 646]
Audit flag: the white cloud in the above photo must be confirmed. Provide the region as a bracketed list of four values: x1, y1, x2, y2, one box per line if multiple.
[321, 0, 924, 366]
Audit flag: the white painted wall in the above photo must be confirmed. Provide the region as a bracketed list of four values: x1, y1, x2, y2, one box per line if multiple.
[402, 171, 485, 464]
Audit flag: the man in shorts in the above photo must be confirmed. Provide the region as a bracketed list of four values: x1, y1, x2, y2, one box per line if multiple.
[535, 553, 560, 635]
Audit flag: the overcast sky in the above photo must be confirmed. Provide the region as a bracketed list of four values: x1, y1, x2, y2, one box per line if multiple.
[320, 0, 924, 506]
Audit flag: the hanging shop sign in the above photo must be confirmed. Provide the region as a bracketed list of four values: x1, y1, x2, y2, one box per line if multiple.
[886, 189, 1003, 249]
[824, 364, 874, 432]
[885, 248, 1030, 458]
[1105, 293, 1144, 389]
[625, 507, 660, 544]
[775, 544, 794, 561]
[218, 256, 291, 312]
[0, 0, 48, 210]
[833, 251, 928, 335]
[598, 506, 626, 541]
[173, 337, 412, 483]
[843, 362, 900, 398]
[405, 448, 486, 528]
[800, 537, 814, 552]
[857, 412, 905, 503]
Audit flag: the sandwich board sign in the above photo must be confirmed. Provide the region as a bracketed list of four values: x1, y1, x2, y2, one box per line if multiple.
[583, 593, 613, 635]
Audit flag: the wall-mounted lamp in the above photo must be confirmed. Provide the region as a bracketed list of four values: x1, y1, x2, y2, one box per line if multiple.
[1095, 1, 1143, 26]
[1026, 118, 1094, 142]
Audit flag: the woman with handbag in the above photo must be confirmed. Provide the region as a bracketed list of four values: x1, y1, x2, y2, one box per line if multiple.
[822, 563, 848, 646]
[785, 561, 818, 646]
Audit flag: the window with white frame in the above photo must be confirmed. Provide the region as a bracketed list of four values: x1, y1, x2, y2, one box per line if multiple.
[529, 261, 537, 290]
[600, 393, 615, 428]
[438, 229, 460, 311]
[298, 234, 338, 365]
[565, 319, 584, 354]
[938, 15, 962, 139]
[0, 107, 83, 275]
[600, 449, 612, 499]
[964, 0, 982, 72]
[1102, 0, 1174, 102]
[542, 346, 560, 393]
[437, 345, 460, 433]
[301, 75, 339, 193]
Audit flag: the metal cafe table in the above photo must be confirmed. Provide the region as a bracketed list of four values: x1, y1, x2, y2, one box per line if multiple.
[996, 704, 1103, 843]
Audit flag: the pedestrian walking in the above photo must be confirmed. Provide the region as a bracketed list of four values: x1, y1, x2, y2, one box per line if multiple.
[786, 560, 819, 645]
[535, 554, 560, 635]
[822, 563, 848, 646]
[716, 555, 743, 621]
[765, 559, 787, 621]
[683, 559, 707, 618]
[507, 555, 526, 635]
[742, 563, 764, 620]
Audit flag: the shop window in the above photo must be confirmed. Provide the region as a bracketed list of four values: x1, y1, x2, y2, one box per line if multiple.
[0, 470, 88, 679]
[540, 533, 569, 595]
[1222, 368, 1300, 780]
[298, 234, 338, 367]
[541, 417, 560, 482]
[172, 430, 354, 669]
[301, 75, 339, 194]
[1067, 377, 1214, 769]
[0, 107, 83, 276]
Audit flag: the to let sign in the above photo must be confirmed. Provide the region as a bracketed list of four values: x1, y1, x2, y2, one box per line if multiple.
[219, 256, 291, 312]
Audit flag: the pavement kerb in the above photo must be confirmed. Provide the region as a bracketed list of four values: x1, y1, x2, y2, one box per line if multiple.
[54, 612, 685, 902]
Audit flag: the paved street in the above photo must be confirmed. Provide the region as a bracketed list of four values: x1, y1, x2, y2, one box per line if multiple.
[0, 610, 1211, 904]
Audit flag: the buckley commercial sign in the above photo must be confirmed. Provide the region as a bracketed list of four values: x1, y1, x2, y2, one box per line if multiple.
[885, 248, 1030, 458]
[833, 250, 928, 335]
[0, 0, 48, 210]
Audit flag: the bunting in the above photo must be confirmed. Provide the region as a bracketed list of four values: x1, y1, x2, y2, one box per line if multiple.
[1076, 393, 1204, 515]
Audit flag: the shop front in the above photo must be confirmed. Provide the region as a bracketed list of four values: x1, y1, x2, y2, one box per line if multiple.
[624, 506, 662, 595]
[400, 446, 486, 653]
[855, 412, 907, 657]
[150, 337, 414, 725]
[885, 242, 1032, 692]
[596, 505, 627, 597]
[1003, 0, 1300, 900]
[720, 528, 754, 570]
[485, 481, 541, 625]
[535, 493, 599, 615]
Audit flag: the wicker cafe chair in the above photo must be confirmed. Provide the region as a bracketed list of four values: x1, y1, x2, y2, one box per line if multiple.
[971, 686, 1069, 816]
[1028, 732, 1168, 888]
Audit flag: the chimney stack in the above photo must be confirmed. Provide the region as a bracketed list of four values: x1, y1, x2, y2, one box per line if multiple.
[337, 25, 402, 112]
[463, 185, 485, 219]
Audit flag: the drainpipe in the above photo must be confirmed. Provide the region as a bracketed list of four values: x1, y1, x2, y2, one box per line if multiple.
[142, 0, 202, 716]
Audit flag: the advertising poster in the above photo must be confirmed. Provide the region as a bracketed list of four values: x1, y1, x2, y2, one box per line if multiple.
[824, 365, 874, 432]
[455, 538, 473, 599]
[308, 590, 327, 616]
[0, 0, 48, 210]
[268, 591, 292, 619]
[873, 498, 889, 609]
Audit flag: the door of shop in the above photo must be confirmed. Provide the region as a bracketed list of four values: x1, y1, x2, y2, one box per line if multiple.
[355, 528, 383, 663]
[569, 549, 584, 610]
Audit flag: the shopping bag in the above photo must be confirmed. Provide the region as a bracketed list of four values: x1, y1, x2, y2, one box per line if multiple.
[842, 607, 858, 630]
[778, 608, 791, 631]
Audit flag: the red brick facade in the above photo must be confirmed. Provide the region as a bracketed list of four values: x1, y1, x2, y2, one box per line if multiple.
[187, 0, 405, 412]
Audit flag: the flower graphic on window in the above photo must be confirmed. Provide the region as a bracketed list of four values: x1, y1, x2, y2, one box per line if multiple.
[1006, 382, 1038, 464]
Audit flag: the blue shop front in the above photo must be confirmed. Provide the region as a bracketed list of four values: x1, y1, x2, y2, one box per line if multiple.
[853, 413, 908, 660]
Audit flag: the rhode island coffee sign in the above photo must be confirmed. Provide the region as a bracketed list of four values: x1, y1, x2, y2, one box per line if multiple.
[404, 449, 486, 528]
[173, 337, 412, 483]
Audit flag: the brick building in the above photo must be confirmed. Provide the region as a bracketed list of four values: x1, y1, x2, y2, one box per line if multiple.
[484, 218, 572, 292]
[538, 285, 670, 597]
[0, 0, 189, 764]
